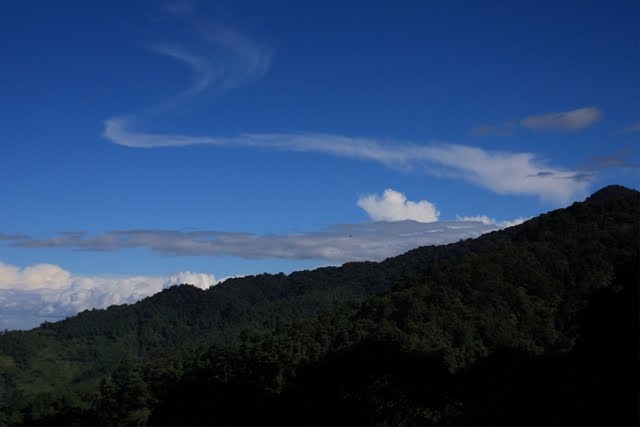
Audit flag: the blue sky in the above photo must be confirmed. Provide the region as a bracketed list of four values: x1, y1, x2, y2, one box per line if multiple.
[0, 0, 638, 330]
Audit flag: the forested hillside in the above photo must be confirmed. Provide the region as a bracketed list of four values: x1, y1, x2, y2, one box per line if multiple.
[1, 185, 638, 425]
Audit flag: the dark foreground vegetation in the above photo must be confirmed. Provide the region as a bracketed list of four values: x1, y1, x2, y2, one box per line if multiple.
[0, 185, 638, 425]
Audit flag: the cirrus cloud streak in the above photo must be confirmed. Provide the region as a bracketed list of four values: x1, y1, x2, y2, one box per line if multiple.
[104, 118, 590, 203]
[104, 7, 591, 204]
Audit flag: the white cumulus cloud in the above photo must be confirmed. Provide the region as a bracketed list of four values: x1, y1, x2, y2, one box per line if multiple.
[357, 189, 440, 222]
[0, 262, 71, 290]
[163, 271, 217, 290]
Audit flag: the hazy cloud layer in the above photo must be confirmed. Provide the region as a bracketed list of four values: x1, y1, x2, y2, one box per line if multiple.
[588, 151, 640, 170]
[4, 219, 502, 263]
[456, 214, 530, 228]
[105, 119, 589, 203]
[520, 107, 602, 131]
[0, 217, 504, 330]
[357, 189, 439, 222]
[0, 262, 221, 331]
[0, 208, 529, 330]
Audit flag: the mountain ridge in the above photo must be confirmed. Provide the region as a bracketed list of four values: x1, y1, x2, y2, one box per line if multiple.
[26, 184, 640, 329]
[0, 185, 638, 425]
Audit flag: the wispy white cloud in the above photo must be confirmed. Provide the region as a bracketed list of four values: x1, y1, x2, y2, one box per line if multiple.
[357, 189, 439, 222]
[417, 144, 590, 203]
[104, 119, 590, 203]
[150, 45, 217, 96]
[104, 6, 272, 137]
[0, 261, 223, 330]
[521, 107, 602, 131]
[103, 6, 592, 204]
[159, 0, 272, 92]
[194, 21, 271, 91]
[148, 7, 271, 97]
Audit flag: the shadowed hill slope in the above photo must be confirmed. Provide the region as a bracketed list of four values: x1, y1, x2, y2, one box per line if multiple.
[0, 185, 638, 425]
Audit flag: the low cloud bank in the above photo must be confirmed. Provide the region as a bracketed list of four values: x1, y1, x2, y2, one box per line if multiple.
[456, 215, 530, 228]
[0, 262, 221, 331]
[0, 204, 528, 331]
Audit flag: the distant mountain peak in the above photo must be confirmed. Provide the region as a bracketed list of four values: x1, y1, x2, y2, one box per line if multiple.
[586, 185, 638, 204]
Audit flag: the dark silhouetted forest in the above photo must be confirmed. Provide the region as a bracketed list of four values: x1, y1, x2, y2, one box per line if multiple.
[0, 185, 638, 425]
